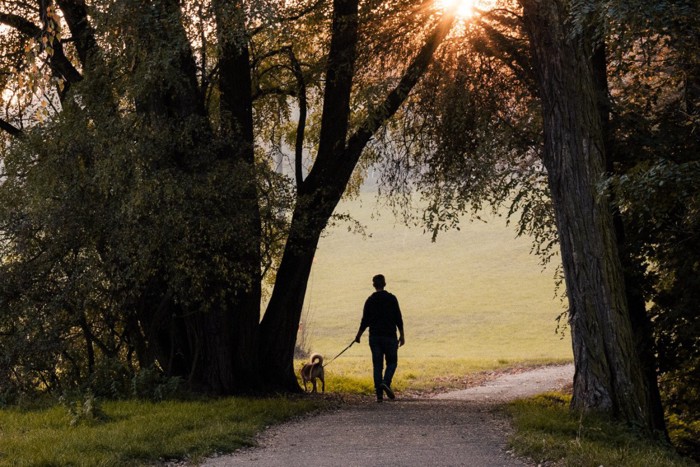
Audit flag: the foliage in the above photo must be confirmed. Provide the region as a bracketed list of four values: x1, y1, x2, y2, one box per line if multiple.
[598, 0, 700, 450]
[507, 393, 694, 467]
[0, 98, 262, 393]
[374, 2, 557, 261]
[130, 367, 182, 402]
[0, 0, 288, 395]
[666, 409, 700, 461]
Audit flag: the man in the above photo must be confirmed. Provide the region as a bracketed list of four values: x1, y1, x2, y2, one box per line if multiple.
[355, 274, 405, 402]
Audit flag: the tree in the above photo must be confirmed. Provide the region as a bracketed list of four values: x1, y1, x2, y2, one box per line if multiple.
[599, 0, 700, 450]
[0, 0, 460, 395]
[520, 0, 660, 433]
[0, 0, 275, 395]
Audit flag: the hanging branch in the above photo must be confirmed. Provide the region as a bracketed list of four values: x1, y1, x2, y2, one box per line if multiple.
[0, 118, 23, 137]
[0, 11, 82, 85]
[286, 47, 307, 189]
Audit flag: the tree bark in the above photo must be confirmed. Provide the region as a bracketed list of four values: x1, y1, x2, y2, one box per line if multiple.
[521, 0, 659, 433]
[591, 41, 668, 436]
[0, 118, 22, 137]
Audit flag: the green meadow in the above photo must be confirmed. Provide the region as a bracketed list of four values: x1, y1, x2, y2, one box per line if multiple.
[297, 191, 572, 391]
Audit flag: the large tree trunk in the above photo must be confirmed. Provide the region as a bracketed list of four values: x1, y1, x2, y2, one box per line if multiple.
[258, 202, 333, 391]
[122, 0, 262, 394]
[200, 0, 262, 393]
[258, 0, 361, 391]
[591, 43, 668, 436]
[521, 0, 661, 434]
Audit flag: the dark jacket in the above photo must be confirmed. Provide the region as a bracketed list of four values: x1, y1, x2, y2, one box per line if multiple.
[358, 290, 404, 338]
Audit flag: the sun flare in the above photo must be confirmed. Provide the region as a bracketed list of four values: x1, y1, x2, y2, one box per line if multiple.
[437, 0, 493, 19]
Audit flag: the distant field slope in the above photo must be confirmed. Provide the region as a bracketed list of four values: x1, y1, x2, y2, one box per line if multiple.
[300, 193, 572, 364]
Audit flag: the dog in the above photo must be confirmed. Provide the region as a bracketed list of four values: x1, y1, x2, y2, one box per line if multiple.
[300, 353, 325, 393]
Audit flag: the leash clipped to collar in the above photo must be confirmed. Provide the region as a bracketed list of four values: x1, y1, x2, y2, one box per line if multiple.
[323, 340, 355, 367]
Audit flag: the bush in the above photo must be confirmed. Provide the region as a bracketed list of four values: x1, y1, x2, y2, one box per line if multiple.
[59, 391, 109, 427]
[131, 366, 182, 401]
[662, 366, 700, 461]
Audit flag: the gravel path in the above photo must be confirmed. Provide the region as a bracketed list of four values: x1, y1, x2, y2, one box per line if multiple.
[202, 364, 574, 467]
[433, 364, 574, 402]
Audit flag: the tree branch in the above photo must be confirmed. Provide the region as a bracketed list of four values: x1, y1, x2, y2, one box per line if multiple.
[311, 0, 360, 181]
[0, 12, 41, 36]
[286, 47, 307, 189]
[40, 0, 83, 84]
[478, 21, 537, 97]
[0, 10, 83, 84]
[0, 118, 23, 137]
[56, 0, 99, 68]
[301, 6, 457, 197]
[250, 0, 325, 36]
[252, 86, 294, 100]
[344, 10, 457, 163]
[478, 7, 523, 20]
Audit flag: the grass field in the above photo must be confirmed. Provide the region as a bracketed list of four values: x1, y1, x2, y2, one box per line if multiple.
[296, 192, 572, 385]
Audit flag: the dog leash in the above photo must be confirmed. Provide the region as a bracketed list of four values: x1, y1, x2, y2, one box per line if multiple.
[323, 341, 355, 367]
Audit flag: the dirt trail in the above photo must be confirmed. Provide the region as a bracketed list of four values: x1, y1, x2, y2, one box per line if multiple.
[201, 364, 574, 467]
[432, 364, 574, 402]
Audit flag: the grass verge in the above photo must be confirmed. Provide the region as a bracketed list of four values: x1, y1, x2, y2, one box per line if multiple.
[506, 393, 695, 467]
[0, 396, 328, 466]
[317, 356, 572, 396]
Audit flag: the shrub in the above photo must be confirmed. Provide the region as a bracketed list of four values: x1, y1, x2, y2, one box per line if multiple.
[131, 366, 182, 401]
[59, 391, 109, 427]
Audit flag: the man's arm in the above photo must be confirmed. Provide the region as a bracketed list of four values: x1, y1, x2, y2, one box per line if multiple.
[394, 295, 405, 346]
[355, 299, 370, 343]
[354, 324, 367, 343]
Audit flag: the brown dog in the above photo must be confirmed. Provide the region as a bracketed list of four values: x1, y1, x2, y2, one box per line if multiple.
[300, 353, 325, 393]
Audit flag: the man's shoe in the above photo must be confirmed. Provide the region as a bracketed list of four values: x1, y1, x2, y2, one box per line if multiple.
[381, 383, 395, 400]
[376, 397, 383, 403]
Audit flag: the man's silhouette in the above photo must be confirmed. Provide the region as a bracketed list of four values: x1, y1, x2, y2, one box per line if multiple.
[355, 274, 405, 402]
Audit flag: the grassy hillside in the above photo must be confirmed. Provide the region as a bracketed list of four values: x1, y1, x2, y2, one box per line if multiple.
[296, 192, 572, 384]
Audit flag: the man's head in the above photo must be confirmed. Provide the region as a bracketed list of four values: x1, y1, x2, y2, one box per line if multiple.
[372, 274, 386, 290]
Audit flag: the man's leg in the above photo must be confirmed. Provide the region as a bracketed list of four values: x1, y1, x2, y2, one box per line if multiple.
[369, 337, 384, 401]
[382, 337, 399, 389]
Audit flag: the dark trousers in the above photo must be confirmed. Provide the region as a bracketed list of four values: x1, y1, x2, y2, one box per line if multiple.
[369, 335, 398, 396]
